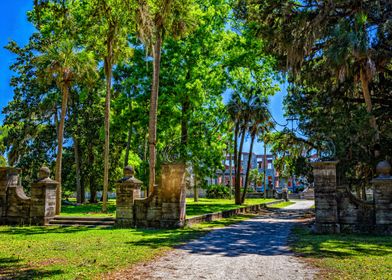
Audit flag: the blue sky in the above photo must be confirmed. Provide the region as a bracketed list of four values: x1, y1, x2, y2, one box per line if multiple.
[0, 1, 288, 155]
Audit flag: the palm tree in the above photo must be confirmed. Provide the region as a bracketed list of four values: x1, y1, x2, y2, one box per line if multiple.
[227, 92, 245, 204]
[36, 39, 97, 214]
[241, 95, 270, 203]
[135, 0, 198, 193]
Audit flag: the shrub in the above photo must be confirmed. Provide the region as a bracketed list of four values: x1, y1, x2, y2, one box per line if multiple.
[206, 184, 230, 199]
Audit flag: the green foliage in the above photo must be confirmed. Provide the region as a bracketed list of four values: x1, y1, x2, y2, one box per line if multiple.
[206, 184, 231, 199]
[239, 0, 392, 185]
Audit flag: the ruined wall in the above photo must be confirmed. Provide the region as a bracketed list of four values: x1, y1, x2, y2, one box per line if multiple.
[0, 167, 58, 226]
[312, 161, 392, 234]
[116, 164, 186, 228]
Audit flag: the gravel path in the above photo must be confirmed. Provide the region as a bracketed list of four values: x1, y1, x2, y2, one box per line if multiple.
[119, 200, 316, 280]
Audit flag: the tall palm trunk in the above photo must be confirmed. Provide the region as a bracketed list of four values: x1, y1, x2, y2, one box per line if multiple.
[181, 94, 190, 159]
[72, 95, 83, 204]
[233, 122, 239, 200]
[263, 142, 267, 198]
[55, 84, 69, 214]
[235, 127, 246, 205]
[148, 32, 162, 193]
[241, 133, 255, 203]
[193, 175, 199, 202]
[360, 66, 379, 142]
[229, 150, 233, 199]
[124, 124, 132, 167]
[74, 136, 82, 203]
[102, 43, 113, 212]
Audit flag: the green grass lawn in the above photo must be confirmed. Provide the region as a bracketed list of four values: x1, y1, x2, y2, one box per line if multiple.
[267, 201, 295, 209]
[0, 214, 254, 279]
[60, 198, 277, 218]
[185, 198, 276, 217]
[291, 227, 392, 280]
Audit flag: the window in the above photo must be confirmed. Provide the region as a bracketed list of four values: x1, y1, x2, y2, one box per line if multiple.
[267, 163, 272, 169]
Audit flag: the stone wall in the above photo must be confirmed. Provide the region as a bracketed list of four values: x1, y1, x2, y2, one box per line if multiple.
[116, 164, 186, 228]
[0, 166, 58, 226]
[312, 161, 391, 234]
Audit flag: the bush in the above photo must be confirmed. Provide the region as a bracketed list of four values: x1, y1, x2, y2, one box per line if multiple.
[206, 184, 230, 199]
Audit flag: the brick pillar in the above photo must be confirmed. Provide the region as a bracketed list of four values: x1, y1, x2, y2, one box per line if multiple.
[159, 163, 186, 228]
[311, 161, 340, 233]
[372, 161, 392, 234]
[0, 168, 21, 224]
[30, 166, 58, 225]
[116, 166, 142, 227]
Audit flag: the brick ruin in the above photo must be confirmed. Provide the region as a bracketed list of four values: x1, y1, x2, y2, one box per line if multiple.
[312, 161, 392, 234]
[0, 166, 58, 225]
[116, 163, 187, 228]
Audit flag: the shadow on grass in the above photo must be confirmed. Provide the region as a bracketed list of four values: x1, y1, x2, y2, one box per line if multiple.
[0, 226, 91, 236]
[0, 257, 63, 279]
[291, 226, 392, 258]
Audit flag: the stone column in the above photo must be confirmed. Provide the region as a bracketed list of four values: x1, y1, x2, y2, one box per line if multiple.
[30, 166, 59, 225]
[311, 161, 340, 234]
[0, 167, 22, 224]
[116, 166, 142, 227]
[159, 163, 187, 228]
[372, 160, 392, 234]
[5, 168, 31, 225]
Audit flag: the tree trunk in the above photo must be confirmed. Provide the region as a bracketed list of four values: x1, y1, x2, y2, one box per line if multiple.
[124, 101, 133, 167]
[360, 66, 379, 142]
[181, 94, 190, 159]
[72, 95, 83, 204]
[229, 151, 233, 199]
[55, 84, 69, 215]
[102, 53, 113, 212]
[242, 134, 255, 203]
[233, 122, 239, 201]
[74, 135, 82, 204]
[124, 124, 132, 167]
[263, 142, 267, 199]
[194, 175, 199, 202]
[88, 141, 96, 203]
[148, 32, 162, 193]
[235, 127, 246, 205]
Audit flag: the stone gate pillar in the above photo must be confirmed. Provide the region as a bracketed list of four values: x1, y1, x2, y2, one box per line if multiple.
[30, 167, 58, 225]
[311, 161, 340, 233]
[158, 163, 187, 228]
[116, 166, 142, 227]
[0, 167, 23, 224]
[372, 160, 392, 234]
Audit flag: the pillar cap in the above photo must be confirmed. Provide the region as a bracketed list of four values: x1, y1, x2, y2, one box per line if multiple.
[124, 166, 135, 177]
[38, 166, 50, 180]
[118, 166, 142, 186]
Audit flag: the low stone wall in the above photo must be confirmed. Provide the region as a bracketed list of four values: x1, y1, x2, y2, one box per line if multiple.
[0, 167, 58, 226]
[185, 200, 284, 226]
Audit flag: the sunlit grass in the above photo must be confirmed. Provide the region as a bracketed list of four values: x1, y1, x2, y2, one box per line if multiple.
[0, 214, 253, 279]
[291, 227, 392, 280]
[60, 198, 278, 218]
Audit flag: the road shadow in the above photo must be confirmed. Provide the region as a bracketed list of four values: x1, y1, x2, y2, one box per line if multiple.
[179, 216, 301, 257]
